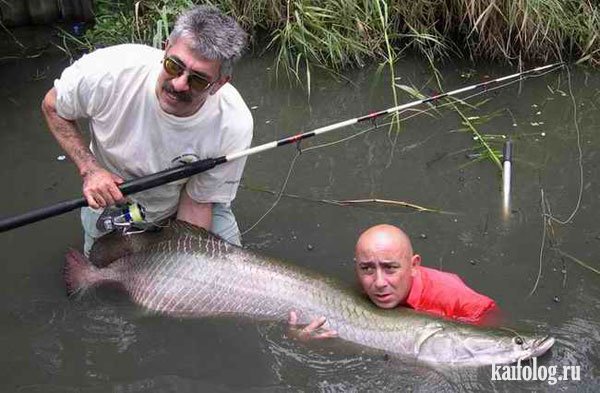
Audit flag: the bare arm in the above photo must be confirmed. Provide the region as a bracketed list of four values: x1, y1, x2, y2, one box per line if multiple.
[41, 88, 124, 208]
[176, 188, 213, 230]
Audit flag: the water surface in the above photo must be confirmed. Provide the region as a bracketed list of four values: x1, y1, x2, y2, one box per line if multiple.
[1, 28, 598, 392]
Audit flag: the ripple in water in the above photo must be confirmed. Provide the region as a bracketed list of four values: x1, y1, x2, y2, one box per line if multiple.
[256, 323, 498, 392]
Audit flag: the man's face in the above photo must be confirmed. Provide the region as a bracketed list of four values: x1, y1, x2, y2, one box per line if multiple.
[354, 237, 420, 309]
[156, 37, 229, 117]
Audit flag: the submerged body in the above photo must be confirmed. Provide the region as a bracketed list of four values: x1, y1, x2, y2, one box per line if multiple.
[64, 220, 554, 367]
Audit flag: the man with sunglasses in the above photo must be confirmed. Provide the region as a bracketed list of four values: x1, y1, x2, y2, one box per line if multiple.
[41, 5, 252, 255]
[289, 224, 498, 340]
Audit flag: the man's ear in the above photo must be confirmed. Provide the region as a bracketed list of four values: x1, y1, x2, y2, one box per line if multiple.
[411, 254, 421, 273]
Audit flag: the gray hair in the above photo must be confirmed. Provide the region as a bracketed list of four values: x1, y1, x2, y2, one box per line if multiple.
[169, 5, 247, 77]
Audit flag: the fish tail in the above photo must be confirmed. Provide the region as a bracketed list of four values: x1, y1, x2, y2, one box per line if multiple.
[64, 248, 107, 296]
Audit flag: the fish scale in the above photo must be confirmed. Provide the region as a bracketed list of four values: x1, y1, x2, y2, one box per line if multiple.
[65, 220, 555, 367]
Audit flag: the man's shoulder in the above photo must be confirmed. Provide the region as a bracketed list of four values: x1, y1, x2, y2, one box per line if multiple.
[414, 265, 496, 322]
[71, 44, 162, 75]
[418, 266, 465, 286]
[54, 44, 162, 118]
[216, 83, 253, 134]
[83, 43, 161, 59]
[218, 84, 251, 115]
[418, 266, 488, 297]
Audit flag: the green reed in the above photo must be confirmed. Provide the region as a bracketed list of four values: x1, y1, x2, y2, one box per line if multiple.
[57, 0, 590, 169]
[65, 0, 599, 88]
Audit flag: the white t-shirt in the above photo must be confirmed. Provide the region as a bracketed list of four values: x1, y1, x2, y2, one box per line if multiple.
[54, 44, 253, 222]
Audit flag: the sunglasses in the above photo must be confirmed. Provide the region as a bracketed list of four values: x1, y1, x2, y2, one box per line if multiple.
[163, 55, 213, 91]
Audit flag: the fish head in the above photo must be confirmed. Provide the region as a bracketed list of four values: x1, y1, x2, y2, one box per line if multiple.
[416, 324, 555, 366]
[469, 330, 556, 365]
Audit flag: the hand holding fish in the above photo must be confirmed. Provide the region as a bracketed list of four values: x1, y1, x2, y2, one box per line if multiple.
[287, 311, 338, 341]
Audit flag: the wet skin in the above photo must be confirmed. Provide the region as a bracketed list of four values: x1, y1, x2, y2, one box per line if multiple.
[354, 225, 421, 309]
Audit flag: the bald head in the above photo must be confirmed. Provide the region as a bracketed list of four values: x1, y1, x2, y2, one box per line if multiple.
[355, 224, 414, 260]
[354, 224, 421, 308]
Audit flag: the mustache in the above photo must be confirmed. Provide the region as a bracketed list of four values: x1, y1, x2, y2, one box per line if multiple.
[162, 81, 192, 103]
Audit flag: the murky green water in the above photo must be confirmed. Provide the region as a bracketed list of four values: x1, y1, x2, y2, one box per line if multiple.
[1, 28, 598, 392]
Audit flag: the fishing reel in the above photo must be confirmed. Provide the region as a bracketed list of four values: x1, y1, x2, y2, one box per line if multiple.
[96, 202, 147, 234]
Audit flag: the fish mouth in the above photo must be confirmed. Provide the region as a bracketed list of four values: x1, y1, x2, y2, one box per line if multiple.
[527, 336, 556, 358]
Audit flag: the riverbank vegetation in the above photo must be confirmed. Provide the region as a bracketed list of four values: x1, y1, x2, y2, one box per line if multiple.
[65, 0, 589, 169]
[75, 0, 598, 81]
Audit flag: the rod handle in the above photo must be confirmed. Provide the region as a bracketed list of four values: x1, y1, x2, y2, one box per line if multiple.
[0, 157, 224, 233]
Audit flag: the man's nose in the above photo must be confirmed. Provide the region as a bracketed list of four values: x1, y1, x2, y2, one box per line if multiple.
[374, 269, 387, 288]
[171, 73, 190, 92]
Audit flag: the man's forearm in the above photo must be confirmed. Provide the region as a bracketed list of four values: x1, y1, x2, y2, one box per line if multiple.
[177, 189, 212, 230]
[41, 88, 100, 177]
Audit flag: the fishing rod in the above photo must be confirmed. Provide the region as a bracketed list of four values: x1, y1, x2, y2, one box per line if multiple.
[0, 62, 564, 233]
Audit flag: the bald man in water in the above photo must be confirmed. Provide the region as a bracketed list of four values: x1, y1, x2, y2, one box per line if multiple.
[289, 224, 497, 339]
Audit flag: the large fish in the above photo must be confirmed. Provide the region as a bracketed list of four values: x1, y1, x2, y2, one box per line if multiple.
[64, 220, 554, 367]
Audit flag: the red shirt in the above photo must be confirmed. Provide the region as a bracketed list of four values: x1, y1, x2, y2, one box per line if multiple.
[405, 266, 496, 324]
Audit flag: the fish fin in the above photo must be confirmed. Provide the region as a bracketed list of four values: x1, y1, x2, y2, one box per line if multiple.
[64, 248, 104, 296]
[89, 229, 166, 267]
[142, 219, 237, 255]
[89, 219, 223, 267]
[90, 219, 234, 267]
[168, 219, 240, 251]
[89, 231, 133, 267]
[161, 219, 225, 243]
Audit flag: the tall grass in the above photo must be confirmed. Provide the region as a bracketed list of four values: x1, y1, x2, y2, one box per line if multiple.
[267, 0, 382, 94]
[69, 0, 600, 82]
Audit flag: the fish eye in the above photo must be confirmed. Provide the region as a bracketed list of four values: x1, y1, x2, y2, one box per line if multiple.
[513, 336, 524, 345]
